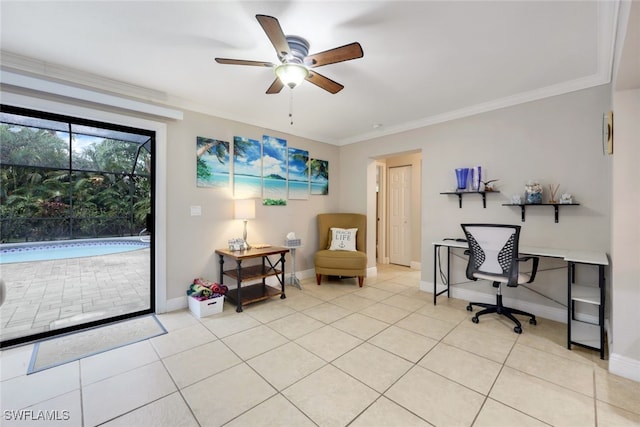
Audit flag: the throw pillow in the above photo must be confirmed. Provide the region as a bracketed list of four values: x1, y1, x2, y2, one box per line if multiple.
[328, 228, 357, 251]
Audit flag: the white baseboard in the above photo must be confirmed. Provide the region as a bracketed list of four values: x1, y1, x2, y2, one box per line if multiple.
[291, 267, 378, 279]
[165, 295, 188, 312]
[410, 261, 422, 270]
[421, 280, 568, 323]
[608, 353, 640, 382]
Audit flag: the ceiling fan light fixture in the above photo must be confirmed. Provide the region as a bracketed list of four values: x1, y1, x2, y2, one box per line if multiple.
[275, 63, 309, 89]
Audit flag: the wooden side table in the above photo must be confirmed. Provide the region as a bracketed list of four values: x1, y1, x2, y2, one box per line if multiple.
[215, 246, 289, 312]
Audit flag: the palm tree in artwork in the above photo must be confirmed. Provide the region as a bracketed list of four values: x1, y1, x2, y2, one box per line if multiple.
[309, 159, 328, 180]
[196, 138, 230, 184]
[196, 138, 229, 163]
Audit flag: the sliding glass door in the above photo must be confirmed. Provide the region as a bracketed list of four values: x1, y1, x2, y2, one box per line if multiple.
[0, 105, 155, 348]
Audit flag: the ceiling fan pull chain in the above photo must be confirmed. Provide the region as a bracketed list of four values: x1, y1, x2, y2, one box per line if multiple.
[289, 90, 294, 125]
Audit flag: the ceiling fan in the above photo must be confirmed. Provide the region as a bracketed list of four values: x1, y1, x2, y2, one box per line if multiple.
[215, 14, 363, 94]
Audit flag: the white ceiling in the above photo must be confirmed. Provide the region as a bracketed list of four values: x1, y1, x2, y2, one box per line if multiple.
[0, 1, 621, 145]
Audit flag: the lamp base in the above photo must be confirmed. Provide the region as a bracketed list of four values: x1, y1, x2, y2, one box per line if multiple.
[243, 220, 251, 249]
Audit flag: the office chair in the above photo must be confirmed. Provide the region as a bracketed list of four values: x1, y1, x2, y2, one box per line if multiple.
[461, 224, 539, 334]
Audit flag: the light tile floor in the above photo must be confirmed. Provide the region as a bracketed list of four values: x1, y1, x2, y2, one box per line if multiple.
[1, 264, 639, 426]
[0, 249, 150, 343]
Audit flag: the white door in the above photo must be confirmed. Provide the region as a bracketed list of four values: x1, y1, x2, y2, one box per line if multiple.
[389, 165, 411, 266]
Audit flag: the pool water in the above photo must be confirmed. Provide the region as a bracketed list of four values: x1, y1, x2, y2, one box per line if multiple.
[0, 240, 150, 264]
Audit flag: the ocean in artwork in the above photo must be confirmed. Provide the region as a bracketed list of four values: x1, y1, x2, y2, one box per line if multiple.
[311, 180, 328, 195]
[288, 147, 309, 200]
[289, 180, 309, 199]
[233, 136, 262, 198]
[198, 156, 230, 188]
[196, 137, 230, 188]
[262, 135, 287, 205]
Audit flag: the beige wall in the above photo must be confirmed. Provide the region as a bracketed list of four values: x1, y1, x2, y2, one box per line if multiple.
[165, 110, 340, 300]
[607, 0, 640, 382]
[610, 88, 640, 380]
[340, 85, 612, 314]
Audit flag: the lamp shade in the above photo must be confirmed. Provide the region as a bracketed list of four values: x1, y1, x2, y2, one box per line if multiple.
[234, 199, 255, 220]
[275, 63, 309, 89]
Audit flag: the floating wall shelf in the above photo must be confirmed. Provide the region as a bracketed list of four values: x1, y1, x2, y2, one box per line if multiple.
[440, 191, 500, 208]
[502, 203, 580, 223]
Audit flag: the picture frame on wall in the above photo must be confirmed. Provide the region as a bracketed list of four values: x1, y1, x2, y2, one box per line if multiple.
[262, 135, 287, 206]
[196, 137, 230, 188]
[310, 159, 329, 195]
[233, 136, 262, 198]
[288, 147, 310, 200]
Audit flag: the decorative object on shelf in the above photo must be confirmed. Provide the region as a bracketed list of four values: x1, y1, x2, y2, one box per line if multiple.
[234, 199, 256, 249]
[482, 179, 499, 192]
[469, 166, 482, 191]
[511, 194, 522, 204]
[228, 238, 245, 251]
[455, 168, 470, 190]
[548, 184, 560, 204]
[525, 180, 543, 204]
[560, 193, 573, 204]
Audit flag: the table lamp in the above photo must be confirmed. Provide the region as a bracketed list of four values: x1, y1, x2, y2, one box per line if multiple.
[234, 199, 255, 249]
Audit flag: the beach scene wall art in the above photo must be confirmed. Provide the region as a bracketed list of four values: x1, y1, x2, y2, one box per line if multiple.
[233, 136, 262, 199]
[262, 135, 287, 206]
[287, 147, 309, 200]
[310, 159, 329, 195]
[196, 137, 230, 188]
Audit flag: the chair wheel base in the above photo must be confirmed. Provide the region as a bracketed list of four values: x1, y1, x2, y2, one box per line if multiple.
[514, 326, 522, 334]
[466, 305, 473, 311]
[472, 316, 479, 324]
[529, 318, 537, 325]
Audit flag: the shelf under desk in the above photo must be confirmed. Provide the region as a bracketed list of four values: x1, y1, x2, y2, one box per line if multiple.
[432, 239, 608, 359]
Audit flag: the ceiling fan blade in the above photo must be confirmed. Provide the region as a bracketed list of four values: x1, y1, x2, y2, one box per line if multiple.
[266, 78, 284, 94]
[256, 14, 290, 59]
[306, 42, 363, 68]
[215, 58, 275, 67]
[306, 70, 344, 94]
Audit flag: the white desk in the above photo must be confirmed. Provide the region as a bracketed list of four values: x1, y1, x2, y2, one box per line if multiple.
[432, 239, 608, 359]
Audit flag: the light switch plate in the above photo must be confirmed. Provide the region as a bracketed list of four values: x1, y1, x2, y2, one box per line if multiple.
[190, 205, 202, 216]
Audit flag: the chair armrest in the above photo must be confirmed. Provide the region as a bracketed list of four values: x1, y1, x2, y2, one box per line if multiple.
[516, 256, 539, 283]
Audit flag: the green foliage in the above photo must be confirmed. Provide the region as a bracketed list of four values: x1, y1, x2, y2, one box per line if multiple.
[0, 122, 152, 242]
[263, 198, 286, 206]
[196, 157, 212, 181]
[309, 159, 329, 179]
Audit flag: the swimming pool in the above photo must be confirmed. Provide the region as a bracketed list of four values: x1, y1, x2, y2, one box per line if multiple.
[0, 239, 150, 264]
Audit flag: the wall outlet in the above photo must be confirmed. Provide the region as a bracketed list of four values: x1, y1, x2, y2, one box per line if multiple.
[190, 206, 202, 216]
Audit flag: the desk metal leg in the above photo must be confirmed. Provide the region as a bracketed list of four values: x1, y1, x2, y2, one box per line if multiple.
[599, 265, 605, 359]
[433, 245, 438, 305]
[567, 261, 573, 350]
[433, 245, 452, 305]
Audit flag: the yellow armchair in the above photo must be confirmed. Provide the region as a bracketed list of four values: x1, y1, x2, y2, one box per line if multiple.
[314, 213, 367, 287]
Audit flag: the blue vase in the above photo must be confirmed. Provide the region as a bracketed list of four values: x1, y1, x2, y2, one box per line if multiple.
[526, 192, 542, 204]
[470, 166, 482, 191]
[455, 168, 469, 190]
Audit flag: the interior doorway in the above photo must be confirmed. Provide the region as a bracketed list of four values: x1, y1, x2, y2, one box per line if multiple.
[389, 165, 412, 266]
[372, 151, 422, 269]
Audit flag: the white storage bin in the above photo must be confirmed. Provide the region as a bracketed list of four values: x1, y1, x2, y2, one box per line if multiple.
[188, 295, 224, 317]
